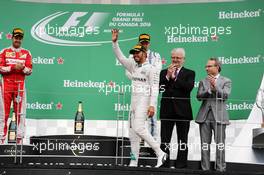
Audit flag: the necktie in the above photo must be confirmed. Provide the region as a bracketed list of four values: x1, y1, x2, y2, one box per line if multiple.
[174, 68, 178, 80]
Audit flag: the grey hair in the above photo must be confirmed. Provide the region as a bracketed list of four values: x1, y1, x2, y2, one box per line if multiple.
[209, 57, 222, 72]
[171, 48, 185, 58]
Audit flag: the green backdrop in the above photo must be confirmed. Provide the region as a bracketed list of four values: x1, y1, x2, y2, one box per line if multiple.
[0, 0, 263, 120]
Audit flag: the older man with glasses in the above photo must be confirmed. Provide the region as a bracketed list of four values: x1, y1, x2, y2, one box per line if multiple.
[159, 48, 195, 168]
[196, 58, 232, 172]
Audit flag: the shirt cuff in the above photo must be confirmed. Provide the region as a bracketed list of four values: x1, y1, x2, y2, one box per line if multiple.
[112, 41, 118, 48]
[0, 66, 11, 73]
[23, 67, 32, 74]
[208, 88, 212, 94]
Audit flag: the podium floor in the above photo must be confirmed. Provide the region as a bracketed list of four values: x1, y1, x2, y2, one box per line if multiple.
[1, 162, 264, 175]
[1, 135, 264, 175]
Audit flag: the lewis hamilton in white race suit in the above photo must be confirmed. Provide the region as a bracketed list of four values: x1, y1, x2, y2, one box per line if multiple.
[112, 29, 167, 167]
[125, 33, 162, 141]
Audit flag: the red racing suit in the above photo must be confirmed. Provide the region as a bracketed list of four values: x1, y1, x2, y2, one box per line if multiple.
[0, 46, 32, 141]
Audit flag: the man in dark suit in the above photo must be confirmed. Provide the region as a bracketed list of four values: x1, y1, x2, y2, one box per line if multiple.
[159, 48, 195, 168]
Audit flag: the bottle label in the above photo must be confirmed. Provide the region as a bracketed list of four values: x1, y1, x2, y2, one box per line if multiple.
[75, 122, 83, 131]
[9, 131, 16, 141]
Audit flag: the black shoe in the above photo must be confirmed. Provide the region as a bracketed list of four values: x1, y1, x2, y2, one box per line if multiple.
[159, 159, 170, 168]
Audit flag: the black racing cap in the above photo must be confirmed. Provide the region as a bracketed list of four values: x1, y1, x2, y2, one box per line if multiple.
[138, 33, 150, 43]
[129, 44, 147, 54]
[12, 28, 24, 38]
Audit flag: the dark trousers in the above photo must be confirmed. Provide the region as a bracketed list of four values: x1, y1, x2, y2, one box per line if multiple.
[160, 118, 190, 168]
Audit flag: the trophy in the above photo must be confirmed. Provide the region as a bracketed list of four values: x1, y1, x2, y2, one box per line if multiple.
[252, 88, 264, 148]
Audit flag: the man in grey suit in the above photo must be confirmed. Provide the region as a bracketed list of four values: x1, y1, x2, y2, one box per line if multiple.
[196, 58, 232, 172]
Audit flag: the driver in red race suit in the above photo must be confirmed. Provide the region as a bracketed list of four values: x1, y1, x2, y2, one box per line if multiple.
[0, 28, 32, 144]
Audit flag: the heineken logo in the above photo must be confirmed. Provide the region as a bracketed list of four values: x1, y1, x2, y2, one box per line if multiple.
[63, 80, 106, 88]
[27, 102, 63, 110]
[218, 55, 263, 65]
[27, 102, 54, 110]
[32, 56, 64, 65]
[218, 9, 262, 19]
[33, 56, 55, 64]
[226, 102, 254, 111]
[31, 12, 137, 46]
[114, 103, 130, 112]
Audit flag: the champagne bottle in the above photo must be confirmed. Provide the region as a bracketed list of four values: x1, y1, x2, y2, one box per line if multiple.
[8, 111, 17, 143]
[74, 101, 85, 134]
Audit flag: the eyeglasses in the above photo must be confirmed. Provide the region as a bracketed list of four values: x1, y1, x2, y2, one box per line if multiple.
[171, 56, 184, 60]
[205, 65, 217, 68]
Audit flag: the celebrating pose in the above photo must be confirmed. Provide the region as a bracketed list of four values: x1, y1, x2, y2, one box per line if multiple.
[112, 29, 167, 167]
[125, 33, 162, 141]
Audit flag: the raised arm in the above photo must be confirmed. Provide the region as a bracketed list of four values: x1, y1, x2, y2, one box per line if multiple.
[112, 29, 134, 73]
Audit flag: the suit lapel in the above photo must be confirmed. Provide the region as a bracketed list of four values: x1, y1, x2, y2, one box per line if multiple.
[216, 76, 223, 88]
[177, 67, 184, 79]
[204, 78, 210, 89]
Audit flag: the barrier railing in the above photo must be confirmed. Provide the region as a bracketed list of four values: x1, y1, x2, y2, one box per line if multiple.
[0, 88, 263, 167]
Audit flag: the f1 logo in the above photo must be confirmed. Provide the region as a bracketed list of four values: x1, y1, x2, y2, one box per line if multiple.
[62, 12, 108, 34]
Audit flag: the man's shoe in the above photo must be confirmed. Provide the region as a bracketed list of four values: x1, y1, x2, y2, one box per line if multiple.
[129, 160, 138, 167]
[159, 159, 171, 168]
[0, 139, 5, 144]
[0, 136, 6, 144]
[155, 151, 168, 168]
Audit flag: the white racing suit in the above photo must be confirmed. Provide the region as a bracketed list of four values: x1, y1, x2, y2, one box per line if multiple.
[125, 50, 162, 140]
[113, 42, 163, 163]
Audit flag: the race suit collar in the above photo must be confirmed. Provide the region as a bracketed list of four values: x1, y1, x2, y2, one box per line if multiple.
[137, 60, 148, 67]
[10, 46, 22, 52]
